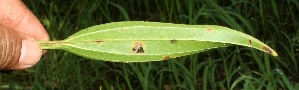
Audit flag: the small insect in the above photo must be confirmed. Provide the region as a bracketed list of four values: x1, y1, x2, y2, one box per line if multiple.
[132, 42, 144, 53]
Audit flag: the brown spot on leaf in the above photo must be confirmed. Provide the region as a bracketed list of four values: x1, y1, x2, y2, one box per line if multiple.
[132, 41, 145, 54]
[163, 56, 170, 60]
[206, 28, 212, 32]
[170, 40, 177, 44]
[92, 39, 103, 43]
[248, 40, 252, 45]
[263, 46, 272, 54]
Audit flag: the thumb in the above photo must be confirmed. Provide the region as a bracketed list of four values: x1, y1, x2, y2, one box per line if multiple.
[0, 26, 41, 70]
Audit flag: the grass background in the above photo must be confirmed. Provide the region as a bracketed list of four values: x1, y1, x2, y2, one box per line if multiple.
[0, 0, 298, 89]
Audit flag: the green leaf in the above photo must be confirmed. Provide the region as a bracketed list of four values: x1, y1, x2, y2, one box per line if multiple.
[39, 21, 278, 62]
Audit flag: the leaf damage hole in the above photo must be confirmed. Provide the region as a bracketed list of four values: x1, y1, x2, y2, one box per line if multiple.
[170, 40, 177, 44]
[263, 46, 272, 54]
[132, 41, 144, 54]
[163, 56, 170, 60]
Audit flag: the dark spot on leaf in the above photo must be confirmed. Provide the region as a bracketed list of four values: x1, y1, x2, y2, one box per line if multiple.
[263, 46, 272, 54]
[132, 42, 144, 54]
[248, 40, 252, 45]
[163, 56, 170, 60]
[93, 40, 103, 43]
[170, 40, 177, 44]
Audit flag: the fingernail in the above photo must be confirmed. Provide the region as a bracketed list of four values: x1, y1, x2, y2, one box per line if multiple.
[19, 39, 42, 66]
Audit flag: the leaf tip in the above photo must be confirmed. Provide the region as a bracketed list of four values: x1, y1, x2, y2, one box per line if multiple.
[272, 51, 278, 56]
[262, 46, 278, 56]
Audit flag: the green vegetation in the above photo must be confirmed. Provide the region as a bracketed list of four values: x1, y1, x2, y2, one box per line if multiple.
[1, 0, 298, 89]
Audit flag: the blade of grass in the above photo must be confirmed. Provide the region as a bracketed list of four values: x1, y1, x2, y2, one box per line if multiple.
[108, 1, 130, 21]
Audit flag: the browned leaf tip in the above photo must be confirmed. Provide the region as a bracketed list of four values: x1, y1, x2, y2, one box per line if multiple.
[262, 46, 272, 54]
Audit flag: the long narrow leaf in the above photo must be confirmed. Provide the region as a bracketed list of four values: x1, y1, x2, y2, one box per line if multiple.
[39, 21, 277, 62]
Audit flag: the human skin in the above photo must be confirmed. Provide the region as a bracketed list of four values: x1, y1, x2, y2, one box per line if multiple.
[0, 0, 49, 70]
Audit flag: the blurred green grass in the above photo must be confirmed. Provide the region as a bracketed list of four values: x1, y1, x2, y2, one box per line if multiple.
[0, 0, 298, 89]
